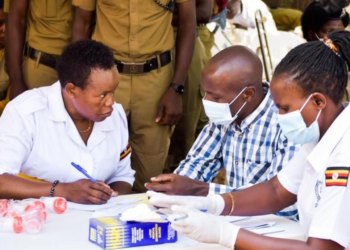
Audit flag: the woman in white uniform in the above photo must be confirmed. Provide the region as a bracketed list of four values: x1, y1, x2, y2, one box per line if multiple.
[148, 30, 350, 250]
[0, 40, 135, 204]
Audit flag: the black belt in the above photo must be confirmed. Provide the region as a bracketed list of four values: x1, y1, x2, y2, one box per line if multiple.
[115, 51, 172, 75]
[24, 45, 57, 69]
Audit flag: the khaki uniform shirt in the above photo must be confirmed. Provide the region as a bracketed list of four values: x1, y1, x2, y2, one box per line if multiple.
[0, 50, 9, 99]
[4, 0, 74, 55]
[73, 0, 192, 62]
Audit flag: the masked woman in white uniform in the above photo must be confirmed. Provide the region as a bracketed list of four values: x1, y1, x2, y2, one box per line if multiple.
[0, 40, 135, 204]
[148, 30, 350, 250]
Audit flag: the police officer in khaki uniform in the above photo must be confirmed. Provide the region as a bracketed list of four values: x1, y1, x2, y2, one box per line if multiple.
[72, 0, 196, 192]
[169, 0, 212, 169]
[5, 0, 74, 99]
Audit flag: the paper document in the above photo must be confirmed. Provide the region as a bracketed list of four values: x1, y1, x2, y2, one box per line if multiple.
[221, 216, 251, 223]
[68, 198, 141, 211]
[248, 226, 284, 235]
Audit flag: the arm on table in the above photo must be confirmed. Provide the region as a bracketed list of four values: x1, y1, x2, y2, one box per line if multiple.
[0, 103, 115, 204]
[235, 228, 344, 250]
[146, 124, 223, 195]
[0, 174, 115, 204]
[221, 176, 296, 216]
[5, 0, 29, 99]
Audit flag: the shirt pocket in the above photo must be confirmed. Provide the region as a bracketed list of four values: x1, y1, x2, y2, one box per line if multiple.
[147, 0, 170, 11]
[31, 0, 68, 19]
[98, 0, 120, 8]
[97, 0, 123, 16]
[245, 160, 269, 184]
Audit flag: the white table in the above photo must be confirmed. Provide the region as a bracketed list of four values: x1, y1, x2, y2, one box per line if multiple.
[1, 194, 306, 250]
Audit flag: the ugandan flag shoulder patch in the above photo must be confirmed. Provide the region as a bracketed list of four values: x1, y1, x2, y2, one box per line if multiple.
[325, 167, 350, 187]
[120, 143, 131, 160]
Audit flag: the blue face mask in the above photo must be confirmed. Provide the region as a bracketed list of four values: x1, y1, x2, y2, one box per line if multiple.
[277, 94, 322, 145]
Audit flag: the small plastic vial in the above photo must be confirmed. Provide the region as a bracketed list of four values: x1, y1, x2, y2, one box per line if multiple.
[0, 216, 23, 233]
[40, 197, 67, 214]
[0, 200, 8, 215]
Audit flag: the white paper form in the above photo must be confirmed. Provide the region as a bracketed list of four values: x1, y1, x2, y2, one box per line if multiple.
[222, 216, 285, 236]
[67, 197, 141, 211]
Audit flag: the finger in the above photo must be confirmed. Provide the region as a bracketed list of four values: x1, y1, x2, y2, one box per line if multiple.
[91, 182, 114, 196]
[97, 181, 118, 197]
[150, 174, 175, 183]
[87, 195, 108, 205]
[90, 189, 112, 202]
[173, 113, 181, 126]
[155, 105, 164, 123]
[98, 180, 110, 189]
[168, 113, 176, 127]
[145, 182, 173, 193]
[149, 192, 187, 207]
[149, 196, 177, 208]
[160, 109, 172, 126]
[146, 190, 167, 198]
[171, 223, 188, 234]
[171, 205, 197, 214]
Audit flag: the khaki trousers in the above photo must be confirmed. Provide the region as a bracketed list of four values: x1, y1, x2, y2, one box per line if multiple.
[198, 26, 215, 61]
[169, 30, 209, 166]
[22, 56, 58, 89]
[116, 63, 174, 193]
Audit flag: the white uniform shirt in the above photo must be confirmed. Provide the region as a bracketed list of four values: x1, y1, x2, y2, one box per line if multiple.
[0, 82, 135, 186]
[278, 104, 350, 249]
[228, 0, 278, 33]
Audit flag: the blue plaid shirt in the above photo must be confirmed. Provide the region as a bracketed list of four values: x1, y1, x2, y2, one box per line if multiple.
[175, 83, 299, 218]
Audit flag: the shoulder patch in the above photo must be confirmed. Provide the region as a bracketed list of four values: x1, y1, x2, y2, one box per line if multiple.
[120, 142, 131, 160]
[325, 167, 350, 187]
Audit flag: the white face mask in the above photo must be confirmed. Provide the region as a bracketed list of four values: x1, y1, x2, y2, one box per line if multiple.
[202, 87, 247, 126]
[277, 94, 322, 145]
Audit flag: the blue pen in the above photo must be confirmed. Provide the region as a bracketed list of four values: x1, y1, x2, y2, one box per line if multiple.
[71, 162, 98, 183]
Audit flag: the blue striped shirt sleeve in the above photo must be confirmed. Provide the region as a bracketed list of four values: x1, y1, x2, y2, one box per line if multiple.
[174, 123, 223, 182]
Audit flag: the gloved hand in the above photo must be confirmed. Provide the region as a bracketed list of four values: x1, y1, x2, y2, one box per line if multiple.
[169, 205, 240, 249]
[147, 190, 225, 215]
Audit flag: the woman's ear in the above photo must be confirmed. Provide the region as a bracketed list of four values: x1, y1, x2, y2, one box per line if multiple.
[65, 83, 77, 99]
[312, 93, 327, 110]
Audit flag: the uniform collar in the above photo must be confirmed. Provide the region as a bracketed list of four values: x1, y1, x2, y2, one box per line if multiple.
[307, 103, 350, 173]
[48, 81, 68, 122]
[238, 82, 272, 131]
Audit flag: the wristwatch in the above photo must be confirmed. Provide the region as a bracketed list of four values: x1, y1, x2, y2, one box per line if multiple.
[170, 83, 185, 95]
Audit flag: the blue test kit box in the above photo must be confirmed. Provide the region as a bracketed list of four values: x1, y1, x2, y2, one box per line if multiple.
[89, 216, 177, 249]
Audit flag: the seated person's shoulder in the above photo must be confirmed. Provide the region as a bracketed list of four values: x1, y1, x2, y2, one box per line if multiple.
[6, 87, 50, 117]
[110, 103, 128, 129]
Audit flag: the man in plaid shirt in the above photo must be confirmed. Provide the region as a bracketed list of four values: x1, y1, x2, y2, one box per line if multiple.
[145, 46, 299, 218]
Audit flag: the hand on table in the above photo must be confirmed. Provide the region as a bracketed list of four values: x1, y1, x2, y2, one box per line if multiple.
[58, 179, 117, 204]
[169, 205, 240, 249]
[147, 190, 225, 215]
[145, 173, 208, 195]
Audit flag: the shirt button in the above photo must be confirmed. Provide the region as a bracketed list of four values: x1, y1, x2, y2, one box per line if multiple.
[235, 161, 238, 165]
[131, 36, 136, 41]
[131, 8, 137, 13]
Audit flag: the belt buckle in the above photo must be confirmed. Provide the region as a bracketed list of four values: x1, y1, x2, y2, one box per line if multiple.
[121, 62, 146, 75]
